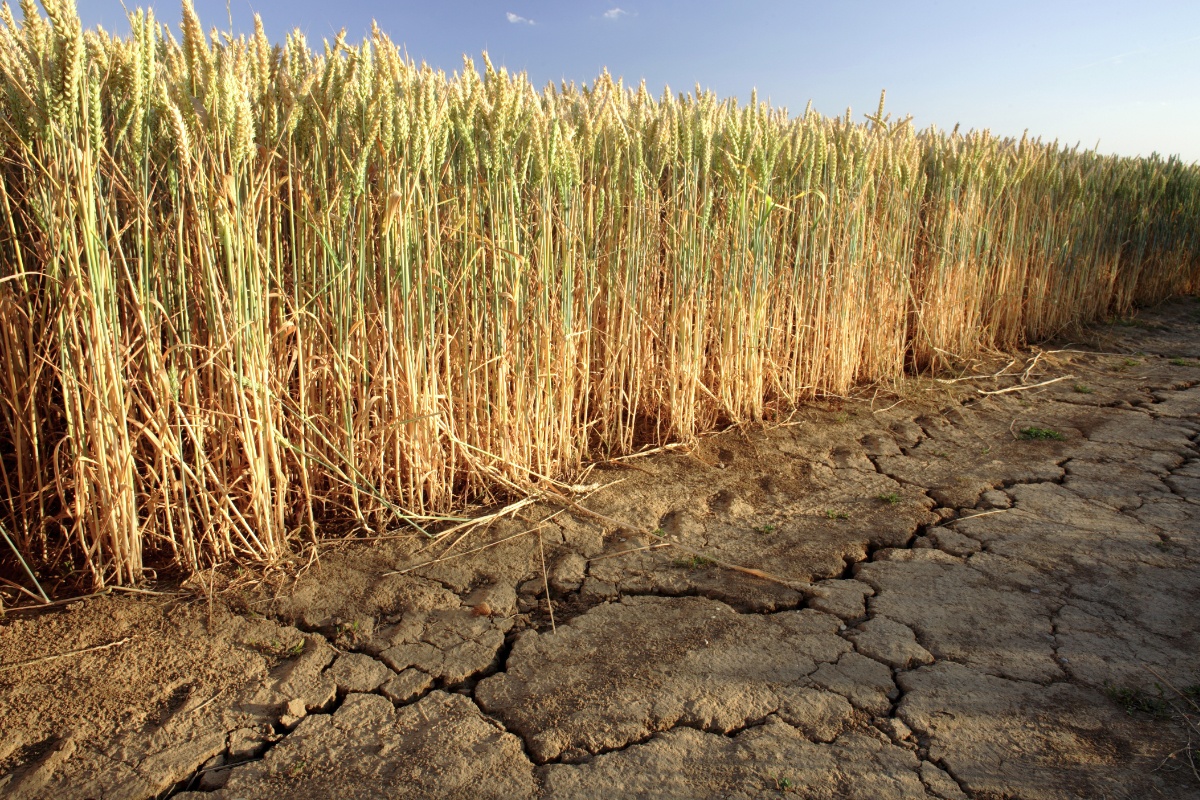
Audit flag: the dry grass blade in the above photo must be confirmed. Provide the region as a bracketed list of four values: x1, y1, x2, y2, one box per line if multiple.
[977, 375, 1078, 396]
[0, 636, 137, 672]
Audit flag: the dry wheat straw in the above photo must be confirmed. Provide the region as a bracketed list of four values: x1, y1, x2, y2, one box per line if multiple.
[0, 2, 1196, 589]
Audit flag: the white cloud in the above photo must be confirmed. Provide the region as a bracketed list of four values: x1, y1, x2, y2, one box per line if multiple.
[603, 7, 628, 20]
[506, 11, 535, 24]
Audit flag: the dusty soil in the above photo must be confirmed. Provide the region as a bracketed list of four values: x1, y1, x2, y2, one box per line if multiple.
[3, 298, 1200, 799]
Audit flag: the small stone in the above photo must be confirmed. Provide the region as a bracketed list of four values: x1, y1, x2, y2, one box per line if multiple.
[228, 726, 270, 760]
[807, 579, 874, 621]
[580, 577, 618, 602]
[861, 434, 902, 457]
[927, 529, 981, 557]
[935, 508, 957, 521]
[808, 652, 896, 715]
[928, 488, 964, 508]
[978, 490, 1012, 510]
[874, 717, 913, 742]
[517, 578, 543, 597]
[776, 688, 854, 742]
[889, 420, 924, 445]
[558, 747, 592, 764]
[279, 697, 308, 730]
[327, 652, 395, 694]
[465, 582, 518, 616]
[919, 761, 969, 800]
[549, 552, 588, 593]
[870, 548, 961, 565]
[830, 445, 875, 470]
[271, 635, 337, 713]
[848, 617, 935, 670]
[380, 667, 433, 705]
[197, 754, 229, 791]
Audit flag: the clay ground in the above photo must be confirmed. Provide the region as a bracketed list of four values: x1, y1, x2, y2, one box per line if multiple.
[3, 299, 1200, 800]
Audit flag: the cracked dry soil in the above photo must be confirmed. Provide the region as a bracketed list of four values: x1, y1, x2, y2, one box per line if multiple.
[4, 298, 1200, 800]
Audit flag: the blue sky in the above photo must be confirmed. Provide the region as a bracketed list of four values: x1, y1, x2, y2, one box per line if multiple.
[78, 1, 1200, 163]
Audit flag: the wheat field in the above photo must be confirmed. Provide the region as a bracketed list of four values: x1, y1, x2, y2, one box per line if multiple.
[0, 0, 1197, 593]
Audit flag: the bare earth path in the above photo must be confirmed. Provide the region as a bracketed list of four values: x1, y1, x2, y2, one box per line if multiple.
[3, 298, 1200, 799]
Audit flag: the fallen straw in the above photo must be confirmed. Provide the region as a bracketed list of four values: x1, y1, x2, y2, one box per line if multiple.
[977, 375, 1077, 396]
[0, 637, 136, 672]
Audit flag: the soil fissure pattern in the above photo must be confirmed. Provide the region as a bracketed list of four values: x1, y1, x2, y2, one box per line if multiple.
[3, 299, 1200, 798]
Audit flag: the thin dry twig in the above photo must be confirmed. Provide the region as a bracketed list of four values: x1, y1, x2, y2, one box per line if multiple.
[0, 576, 46, 604]
[871, 396, 909, 414]
[425, 496, 541, 547]
[592, 459, 655, 475]
[604, 443, 690, 462]
[384, 511, 564, 576]
[977, 374, 1076, 396]
[107, 585, 182, 597]
[537, 528, 556, 633]
[1144, 664, 1200, 717]
[587, 543, 672, 563]
[935, 358, 1018, 384]
[1, 585, 185, 615]
[948, 508, 1011, 524]
[187, 690, 225, 717]
[1021, 351, 1047, 382]
[1042, 347, 1136, 357]
[1155, 743, 1200, 782]
[0, 636, 136, 672]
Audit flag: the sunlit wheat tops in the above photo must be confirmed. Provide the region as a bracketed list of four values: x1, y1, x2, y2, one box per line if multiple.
[0, 0, 1197, 591]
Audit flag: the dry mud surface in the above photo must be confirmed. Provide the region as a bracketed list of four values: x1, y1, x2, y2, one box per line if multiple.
[4, 298, 1200, 799]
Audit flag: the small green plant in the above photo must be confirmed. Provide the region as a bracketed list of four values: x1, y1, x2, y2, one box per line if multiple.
[1019, 427, 1065, 441]
[878, 492, 901, 505]
[833, 411, 850, 424]
[1073, 384, 1093, 394]
[1123, 358, 1140, 367]
[674, 555, 715, 570]
[772, 774, 797, 793]
[1104, 685, 1170, 717]
[287, 640, 306, 657]
[1169, 357, 1198, 367]
[825, 509, 850, 520]
[754, 523, 777, 534]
